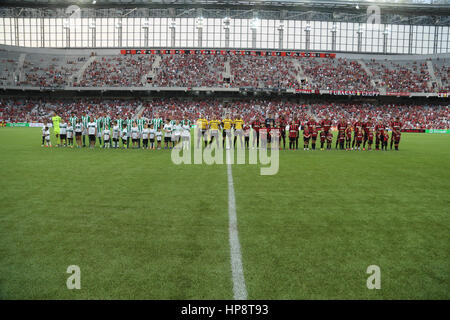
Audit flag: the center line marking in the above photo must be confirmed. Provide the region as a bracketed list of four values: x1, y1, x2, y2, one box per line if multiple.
[226, 150, 248, 300]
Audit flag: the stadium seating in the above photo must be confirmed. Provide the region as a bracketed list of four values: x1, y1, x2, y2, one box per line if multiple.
[154, 55, 226, 87]
[433, 59, 450, 91]
[229, 55, 299, 88]
[20, 54, 87, 87]
[366, 59, 432, 92]
[298, 58, 375, 91]
[0, 50, 20, 86]
[75, 55, 155, 87]
[0, 49, 449, 93]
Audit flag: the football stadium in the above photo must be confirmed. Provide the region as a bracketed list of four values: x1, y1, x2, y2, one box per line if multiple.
[0, 0, 449, 304]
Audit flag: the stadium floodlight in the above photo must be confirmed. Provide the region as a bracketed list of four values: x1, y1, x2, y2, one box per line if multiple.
[250, 18, 259, 30]
[170, 20, 176, 29]
[277, 21, 284, 31]
[142, 19, 150, 28]
[223, 17, 230, 30]
[63, 19, 70, 29]
[305, 23, 311, 32]
[383, 27, 390, 35]
[331, 23, 338, 32]
[89, 21, 96, 29]
[196, 16, 204, 29]
[356, 4, 360, 10]
[357, 25, 364, 34]
[116, 21, 122, 29]
[92, 0, 96, 4]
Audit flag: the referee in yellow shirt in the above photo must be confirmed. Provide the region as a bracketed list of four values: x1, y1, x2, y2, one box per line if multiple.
[196, 115, 209, 148]
[208, 116, 221, 148]
[222, 115, 234, 149]
[233, 115, 244, 148]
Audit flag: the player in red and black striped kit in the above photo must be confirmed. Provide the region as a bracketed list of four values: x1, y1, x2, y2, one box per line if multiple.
[391, 117, 402, 150]
[320, 130, 326, 150]
[375, 121, 384, 150]
[320, 116, 332, 135]
[251, 118, 261, 148]
[294, 118, 301, 149]
[345, 125, 352, 150]
[336, 118, 347, 150]
[279, 118, 287, 149]
[289, 120, 298, 150]
[303, 125, 311, 150]
[362, 118, 373, 150]
[352, 117, 363, 149]
[310, 125, 318, 150]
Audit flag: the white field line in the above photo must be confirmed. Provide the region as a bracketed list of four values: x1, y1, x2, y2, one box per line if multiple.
[226, 150, 248, 300]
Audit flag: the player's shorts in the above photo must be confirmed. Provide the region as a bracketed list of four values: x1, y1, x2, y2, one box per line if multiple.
[132, 138, 138, 143]
[122, 138, 127, 144]
[303, 137, 310, 142]
[235, 129, 243, 136]
[75, 132, 81, 136]
[104, 138, 110, 143]
[60, 134, 66, 140]
[150, 138, 155, 143]
[89, 134, 96, 142]
[54, 128, 60, 135]
[164, 137, 171, 142]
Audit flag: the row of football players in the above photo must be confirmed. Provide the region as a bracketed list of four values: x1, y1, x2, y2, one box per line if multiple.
[42, 118, 192, 149]
[196, 117, 402, 151]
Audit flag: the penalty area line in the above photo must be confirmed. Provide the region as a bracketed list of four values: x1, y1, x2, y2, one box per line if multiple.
[226, 150, 248, 300]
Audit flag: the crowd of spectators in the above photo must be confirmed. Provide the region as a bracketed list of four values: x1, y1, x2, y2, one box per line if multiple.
[229, 56, 299, 88]
[0, 98, 141, 123]
[153, 55, 226, 87]
[19, 55, 86, 87]
[433, 59, 450, 91]
[299, 58, 375, 91]
[1, 51, 449, 93]
[74, 55, 155, 87]
[366, 59, 432, 93]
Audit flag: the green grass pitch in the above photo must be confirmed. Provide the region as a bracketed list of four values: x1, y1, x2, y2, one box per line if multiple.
[0, 128, 449, 299]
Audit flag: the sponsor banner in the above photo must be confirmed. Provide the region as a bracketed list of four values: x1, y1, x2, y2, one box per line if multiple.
[121, 49, 336, 59]
[329, 90, 380, 96]
[295, 89, 314, 94]
[386, 92, 412, 97]
[437, 92, 450, 98]
[426, 129, 450, 133]
[29, 123, 45, 127]
[402, 128, 425, 133]
[6, 122, 29, 127]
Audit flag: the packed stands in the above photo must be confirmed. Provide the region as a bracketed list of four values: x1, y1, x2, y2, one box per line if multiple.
[154, 55, 226, 87]
[298, 58, 375, 91]
[366, 59, 432, 92]
[75, 55, 155, 87]
[3, 97, 447, 130]
[229, 56, 299, 88]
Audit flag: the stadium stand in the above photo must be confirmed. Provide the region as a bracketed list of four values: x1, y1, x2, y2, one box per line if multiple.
[298, 58, 375, 91]
[74, 55, 155, 87]
[3, 97, 447, 130]
[154, 55, 226, 87]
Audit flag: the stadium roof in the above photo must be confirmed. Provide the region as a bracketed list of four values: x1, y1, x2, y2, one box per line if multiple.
[0, 0, 449, 23]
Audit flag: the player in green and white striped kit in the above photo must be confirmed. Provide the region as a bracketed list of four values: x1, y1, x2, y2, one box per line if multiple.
[126, 117, 133, 148]
[135, 117, 146, 148]
[81, 113, 89, 147]
[69, 113, 77, 128]
[152, 117, 163, 130]
[103, 115, 111, 131]
[96, 116, 104, 147]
